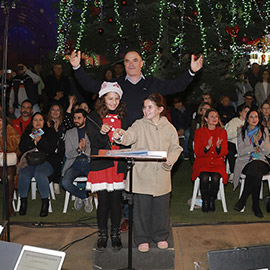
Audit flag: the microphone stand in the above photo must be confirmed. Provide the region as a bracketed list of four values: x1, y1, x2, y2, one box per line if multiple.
[1, 0, 16, 241]
[120, 158, 136, 270]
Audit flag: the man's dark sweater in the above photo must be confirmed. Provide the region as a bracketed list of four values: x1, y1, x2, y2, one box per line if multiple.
[44, 74, 71, 109]
[74, 67, 193, 124]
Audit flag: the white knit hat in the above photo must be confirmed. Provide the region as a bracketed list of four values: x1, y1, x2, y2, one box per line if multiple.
[99, 81, 123, 99]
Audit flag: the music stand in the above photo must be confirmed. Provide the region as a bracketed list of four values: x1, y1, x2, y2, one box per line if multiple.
[92, 150, 167, 270]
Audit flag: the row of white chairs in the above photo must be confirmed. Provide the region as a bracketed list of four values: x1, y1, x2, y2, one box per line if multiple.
[13, 177, 98, 214]
[190, 174, 270, 212]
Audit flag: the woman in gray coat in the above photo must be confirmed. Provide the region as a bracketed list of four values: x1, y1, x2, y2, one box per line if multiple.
[233, 110, 270, 218]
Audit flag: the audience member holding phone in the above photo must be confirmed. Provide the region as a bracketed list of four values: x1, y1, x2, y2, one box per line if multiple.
[17, 112, 58, 217]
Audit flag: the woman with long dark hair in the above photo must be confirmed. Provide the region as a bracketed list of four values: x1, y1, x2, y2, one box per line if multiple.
[47, 103, 66, 194]
[233, 110, 270, 217]
[18, 112, 58, 217]
[191, 108, 228, 212]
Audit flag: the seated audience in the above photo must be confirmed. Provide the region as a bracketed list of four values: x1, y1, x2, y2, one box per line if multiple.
[235, 73, 253, 106]
[188, 102, 211, 164]
[44, 63, 71, 110]
[226, 104, 250, 173]
[260, 101, 270, 134]
[192, 108, 228, 212]
[201, 92, 213, 107]
[12, 99, 33, 136]
[238, 91, 258, 112]
[233, 110, 270, 218]
[0, 115, 20, 216]
[171, 96, 192, 160]
[104, 68, 113, 81]
[217, 95, 235, 125]
[61, 109, 93, 213]
[9, 64, 40, 118]
[47, 103, 66, 194]
[17, 112, 57, 217]
[247, 63, 260, 91]
[78, 101, 91, 114]
[113, 62, 124, 78]
[255, 69, 270, 107]
[62, 95, 77, 130]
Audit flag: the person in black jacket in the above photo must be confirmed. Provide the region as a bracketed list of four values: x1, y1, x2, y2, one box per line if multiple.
[70, 50, 203, 125]
[171, 96, 192, 160]
[18, 112, 57, 217]
[86, 82, 129, 251]
[44, 64, 71, 110]
[9, 64, 40, 118]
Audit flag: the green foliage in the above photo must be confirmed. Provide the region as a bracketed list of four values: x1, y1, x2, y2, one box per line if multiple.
[54, 0, 270, 104]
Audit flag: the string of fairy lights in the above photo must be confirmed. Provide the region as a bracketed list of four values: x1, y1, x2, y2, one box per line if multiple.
[263, 0, 270, 44]
[241, 0, 252, 28]
[55, 0, 73, 58]
[55, 0, 270, 68]
[195, 0, 208, 60]
[252, 0, 264, 21]
[206, 0, 224, 54]
[147, 0, 166, 75]
[229, 0, 238, 70]
[113, 0, 123, 56]
[171, 1, 185, 65]
[75, 0, 89, 51]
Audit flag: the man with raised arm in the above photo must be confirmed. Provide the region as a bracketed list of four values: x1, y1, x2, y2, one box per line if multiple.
[70, 50, 203, 124]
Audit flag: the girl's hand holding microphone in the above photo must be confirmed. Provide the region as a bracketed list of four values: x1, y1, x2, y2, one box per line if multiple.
[100, 123, 111, 134]
[113, 128, 124, 141]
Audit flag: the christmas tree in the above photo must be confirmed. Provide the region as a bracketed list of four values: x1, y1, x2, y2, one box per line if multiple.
[54, 0, 270, 105]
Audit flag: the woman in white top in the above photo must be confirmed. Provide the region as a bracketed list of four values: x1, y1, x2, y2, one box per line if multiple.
[226, 104, 250, 173]
[255, 70, 270, 107]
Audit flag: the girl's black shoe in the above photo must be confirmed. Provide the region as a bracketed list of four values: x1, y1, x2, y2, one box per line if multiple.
[40, 198, 49, 217]
[19, 197, 28, 216]
[202, 201, 209, 212]
[252, 205, 264, 218]
[111, 227, 123, 251]
[97, 231, 108, 251]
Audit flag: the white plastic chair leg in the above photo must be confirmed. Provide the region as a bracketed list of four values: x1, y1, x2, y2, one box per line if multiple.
[190, 178, 200, 211]
[218, 179, 228, 212]
[49, 182, 56, 200]
[93, 194, 98, 209]
[63, 191, 71, 213]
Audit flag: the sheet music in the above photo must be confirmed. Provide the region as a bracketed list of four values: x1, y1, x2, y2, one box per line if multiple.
[106, 149, 167, 158]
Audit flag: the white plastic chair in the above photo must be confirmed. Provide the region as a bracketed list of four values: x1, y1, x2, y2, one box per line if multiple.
[62, 177, 98, 213]
[16, 177, 54, 213]
[239, 173, 270, 212]
[190, 177, 228, 212]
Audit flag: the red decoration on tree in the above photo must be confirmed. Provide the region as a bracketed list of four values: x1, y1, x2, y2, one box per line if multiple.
[98, 28, 104, 34]
[108, 18, 114, 23]
[89, 6, 101, 16]
[121, 0, 127, 5]
[193, 10, 198, 16]
[226, 25, 239, 37]
[140, 41, 154, 52]
[241, 36, 249, 43]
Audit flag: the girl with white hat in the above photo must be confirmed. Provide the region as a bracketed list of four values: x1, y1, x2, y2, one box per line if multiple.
[86, 81, 129, 251]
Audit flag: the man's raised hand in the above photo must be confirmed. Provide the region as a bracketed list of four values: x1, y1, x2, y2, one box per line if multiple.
[70, 51, 81, 68]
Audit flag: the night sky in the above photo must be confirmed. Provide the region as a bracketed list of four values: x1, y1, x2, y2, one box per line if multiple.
[0, 0, 58, 67]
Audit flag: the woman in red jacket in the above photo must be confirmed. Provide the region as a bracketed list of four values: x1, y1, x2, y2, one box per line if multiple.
[192, 108, 228, 212]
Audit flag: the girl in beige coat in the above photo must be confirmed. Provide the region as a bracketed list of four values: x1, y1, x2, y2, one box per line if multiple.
[114, 93, 182, 253]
